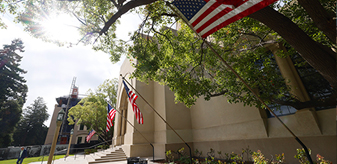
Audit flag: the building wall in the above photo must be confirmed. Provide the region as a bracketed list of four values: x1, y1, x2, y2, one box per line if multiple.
[72, 124, 98, 144]
[190, 94, 336, 163]
[45, 105, 98, 145]
[44, 105, 61, 145]
[113, 59, 337, 163]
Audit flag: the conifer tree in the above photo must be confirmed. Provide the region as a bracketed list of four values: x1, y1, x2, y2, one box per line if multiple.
[0, 39, 27, 147]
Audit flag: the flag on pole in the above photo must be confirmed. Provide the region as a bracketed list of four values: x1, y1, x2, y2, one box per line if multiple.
[171, 0, 278, 38]
[122, 80, 144, 124]
[106, 104, 116, 132]
[86, 130, 96, 142]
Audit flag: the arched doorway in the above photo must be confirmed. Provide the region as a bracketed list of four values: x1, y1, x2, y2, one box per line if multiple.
[116, 88, 128, 146]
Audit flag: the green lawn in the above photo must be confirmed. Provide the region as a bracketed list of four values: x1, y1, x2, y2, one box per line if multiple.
[0, 155, 72, 164]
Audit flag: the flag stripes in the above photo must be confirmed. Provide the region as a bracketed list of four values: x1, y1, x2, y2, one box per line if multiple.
[86, 130, 96, 142]
[172, 0, 278, 38]
[106, 104, 116, 132]
[123, 80, 144, 124]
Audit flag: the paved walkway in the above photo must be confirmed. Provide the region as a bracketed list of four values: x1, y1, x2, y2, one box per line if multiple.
[28, 155, 128, 164]
[28, 154, 157, 164]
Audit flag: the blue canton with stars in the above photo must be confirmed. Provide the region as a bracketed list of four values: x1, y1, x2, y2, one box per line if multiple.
[172, 0, 206, 20]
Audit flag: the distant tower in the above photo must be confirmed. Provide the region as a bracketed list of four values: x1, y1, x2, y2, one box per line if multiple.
[44, 77, 81, 145]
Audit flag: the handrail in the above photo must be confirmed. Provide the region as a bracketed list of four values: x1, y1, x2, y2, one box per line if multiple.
[107, 101, 155, 161]
[38, 139, 114, 163]
[70, 139, 113, 151]
[39, 148, 67, 164]
[70, 139, 114, 160]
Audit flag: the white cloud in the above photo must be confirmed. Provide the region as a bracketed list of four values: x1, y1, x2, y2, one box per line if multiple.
[1, 11, 141, 127]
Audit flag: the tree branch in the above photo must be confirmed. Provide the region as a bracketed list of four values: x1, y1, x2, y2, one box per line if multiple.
[249, 6, 337, 90]
[210, 90, 228, 97]
[109, 0, 119, 9]
[159, 13, 178, 17]
[238, 40, 278, 52]
[272, 94, 336, 110]
[99, 0, 158, 35]
[296, 0, 335, 43]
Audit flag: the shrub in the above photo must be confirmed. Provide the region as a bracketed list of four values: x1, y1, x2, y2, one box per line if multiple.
[84, 149, 97, 154]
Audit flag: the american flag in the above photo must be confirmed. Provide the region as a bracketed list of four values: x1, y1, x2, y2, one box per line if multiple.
[106, 104, 116, 132]
[123, 80, 143, 124]
[86, 130, 96, 142]
[172, 0, 278, 38]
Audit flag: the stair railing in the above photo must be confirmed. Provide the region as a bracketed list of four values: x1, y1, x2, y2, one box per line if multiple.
[38, 139, 114, 163]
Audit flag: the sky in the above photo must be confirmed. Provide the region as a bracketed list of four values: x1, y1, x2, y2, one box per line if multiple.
[0, 10, 143, 127]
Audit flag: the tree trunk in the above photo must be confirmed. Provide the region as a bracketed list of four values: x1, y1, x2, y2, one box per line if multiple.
[297, 0, 336, 43]
[249, 6, 337, 89]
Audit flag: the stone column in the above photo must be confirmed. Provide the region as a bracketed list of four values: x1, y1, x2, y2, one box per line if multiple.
[267, 43, 321, 135]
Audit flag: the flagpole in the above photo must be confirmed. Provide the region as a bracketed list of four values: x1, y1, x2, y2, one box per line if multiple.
[166, 2, 313, 163]
[122, 76, 193, 164]
[107, 102, 155, 161]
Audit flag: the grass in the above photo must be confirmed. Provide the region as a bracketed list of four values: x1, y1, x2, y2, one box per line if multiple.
[0, 155, 73, 164]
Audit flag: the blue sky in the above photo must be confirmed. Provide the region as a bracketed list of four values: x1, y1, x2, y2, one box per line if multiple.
[0, 11, 142, 127]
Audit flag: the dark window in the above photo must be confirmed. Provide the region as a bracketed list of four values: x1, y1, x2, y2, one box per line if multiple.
[266, 105, 297, 118]
[80, 124, 84, 130]
[77, 137, 82, 144]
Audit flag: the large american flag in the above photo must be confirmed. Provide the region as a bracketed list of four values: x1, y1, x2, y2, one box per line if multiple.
[172, 0, 278, 38]
[86, 130, 96, 142]
[123, 80, 144, 124]
[106, 104, 116, 132]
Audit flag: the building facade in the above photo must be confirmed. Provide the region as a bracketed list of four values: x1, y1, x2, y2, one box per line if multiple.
[112, 58, 336, 163]
[44, 95, 98, 146]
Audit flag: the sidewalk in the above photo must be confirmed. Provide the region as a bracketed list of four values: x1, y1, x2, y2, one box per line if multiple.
[28, 154, 158, 164]
[28, 154, 128, 164]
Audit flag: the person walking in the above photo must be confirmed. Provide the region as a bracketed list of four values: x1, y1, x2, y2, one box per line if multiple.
[17, 147, 28, 164]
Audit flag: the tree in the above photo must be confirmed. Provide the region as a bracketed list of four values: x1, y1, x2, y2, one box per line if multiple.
[12, 0, 336, 90]
[0, 0, 22, 29]
[3, 0, 335, 108]
[0, 39, 27, 147]
[12, 97, 49, 146]
[129, 1, 335, 110]
[67, 79, 118, 142]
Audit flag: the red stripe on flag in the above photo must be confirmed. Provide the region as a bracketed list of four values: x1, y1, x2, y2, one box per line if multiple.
[106, 107, 116, 132]
[128, 91, 143, 124]
[191, 2, 221, 27]
[201, 0, 277, 37]
[195, 6, 233, 33]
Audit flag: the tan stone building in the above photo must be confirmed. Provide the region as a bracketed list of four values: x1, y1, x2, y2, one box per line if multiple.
[112, 57, 336, 163]
[44, 96, 98, 146]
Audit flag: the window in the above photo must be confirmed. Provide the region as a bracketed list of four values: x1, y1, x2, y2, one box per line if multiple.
[79, 124, 84, 130]
[266, 105, 297, 118]
[77, 137, 82, 144]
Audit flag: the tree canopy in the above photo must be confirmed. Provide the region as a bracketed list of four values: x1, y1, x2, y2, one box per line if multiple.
[129, 0, 336, 110]
[67, 79, 118, 142]
[1, 0, 335, 110]
[0, 39, 27, 147]
[12, 97, 49, 146]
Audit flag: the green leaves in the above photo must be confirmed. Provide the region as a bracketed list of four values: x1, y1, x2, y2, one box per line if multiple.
[130, 2, 335, 110]
[0, 39, 27, 147]
[67, 78, 118, 141]
[12, 97, 49, 146]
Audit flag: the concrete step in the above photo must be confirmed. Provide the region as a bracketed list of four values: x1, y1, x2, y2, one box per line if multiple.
[101, 155, 127, 159]
[88, 158, 127, 164]
[90, 161, 127, 164]
[104, 153, 126, 157]
[95, 157, 127, 161]
[85, 154, 95, 162]
[87, 148, 127, 164]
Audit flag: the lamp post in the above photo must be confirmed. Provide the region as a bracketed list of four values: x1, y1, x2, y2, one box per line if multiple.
[66, 128, 74, 157]
[47, 108, 65, 164]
